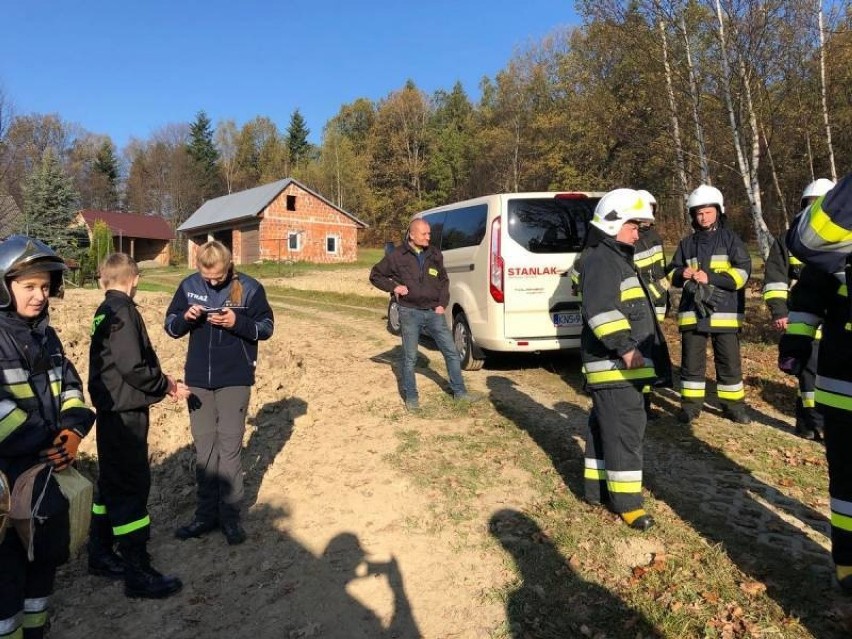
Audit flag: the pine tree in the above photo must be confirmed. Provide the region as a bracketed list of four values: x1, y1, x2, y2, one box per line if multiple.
[287, 109, 311, 167]
[22, 148, 79, 254]
[187, 110, 221, 201]
[92, 140, 120, 209]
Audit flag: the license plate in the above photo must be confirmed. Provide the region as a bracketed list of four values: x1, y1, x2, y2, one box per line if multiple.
[552, 311, 581, 327]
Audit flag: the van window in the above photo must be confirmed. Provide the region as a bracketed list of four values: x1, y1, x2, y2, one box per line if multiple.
[507, 197, 598, 253]
[421, 211, 446, 249]
[441, 204, 488, 250]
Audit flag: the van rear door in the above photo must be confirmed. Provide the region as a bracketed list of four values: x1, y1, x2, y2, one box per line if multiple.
[501, 194, 600, 339]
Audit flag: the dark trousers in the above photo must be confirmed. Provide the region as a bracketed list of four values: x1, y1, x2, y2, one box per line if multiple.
[0, 530, 56, 638]
[796, 340, 823, 431]
[583, 385, 647, 514]
[188, 386, 251, 525]
[824, 408, 852, 566]
[680, 331, 744, 408]
[92, 409, 151, 546]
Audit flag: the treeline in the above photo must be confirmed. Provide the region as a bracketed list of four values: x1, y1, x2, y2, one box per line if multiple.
[0, 1, 850, 255]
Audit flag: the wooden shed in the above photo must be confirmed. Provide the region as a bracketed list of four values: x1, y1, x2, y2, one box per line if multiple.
[76, 210, 174, 265]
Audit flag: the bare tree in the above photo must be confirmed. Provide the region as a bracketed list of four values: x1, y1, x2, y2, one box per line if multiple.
[817, 0, 837, 180]
[712, 0, 772, 257]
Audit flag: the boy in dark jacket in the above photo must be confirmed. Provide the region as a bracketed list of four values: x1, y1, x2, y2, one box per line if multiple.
[88, 253, 188, 599]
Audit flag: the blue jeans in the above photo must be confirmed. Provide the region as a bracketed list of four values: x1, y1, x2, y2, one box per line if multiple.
[399, 307, 466, 402]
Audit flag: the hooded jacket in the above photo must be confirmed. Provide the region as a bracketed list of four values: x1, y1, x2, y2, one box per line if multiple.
[576, 227, 672, 390]
[669, 219, 751, 333]
[164, 271, 274, 389]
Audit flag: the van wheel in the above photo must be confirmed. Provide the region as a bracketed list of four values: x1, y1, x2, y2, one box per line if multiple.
[453, 312, 485, 371]
[387, 298, 401, 336]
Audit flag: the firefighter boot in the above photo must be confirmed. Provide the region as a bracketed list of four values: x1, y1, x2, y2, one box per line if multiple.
[621, 509, 655, 532]
[120, 541, 183, 599]
[87, 517, 124, 579]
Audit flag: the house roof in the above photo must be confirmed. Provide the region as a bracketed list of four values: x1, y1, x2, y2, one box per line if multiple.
[178, 178, 368, 232]
[79, 210, 175, 240]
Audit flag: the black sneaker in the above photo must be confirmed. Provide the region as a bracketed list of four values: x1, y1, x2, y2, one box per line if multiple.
[175, 519, 218, 540]
[222, 521, 247, 546]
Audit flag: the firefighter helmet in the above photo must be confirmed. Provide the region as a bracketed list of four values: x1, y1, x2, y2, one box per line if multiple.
[687, 185, 725, 217]
[591, 189, 655, 237]
[0, 235, 66, 309]
[800, 178, 836, 209]
[637, 189, 657, 214]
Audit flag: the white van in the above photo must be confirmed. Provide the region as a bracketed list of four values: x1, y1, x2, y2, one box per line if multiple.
[397, 191, 603, 370]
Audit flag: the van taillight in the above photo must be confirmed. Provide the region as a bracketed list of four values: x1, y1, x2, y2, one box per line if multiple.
[554, 193, 588, 200]
[489, 217, 504, 303]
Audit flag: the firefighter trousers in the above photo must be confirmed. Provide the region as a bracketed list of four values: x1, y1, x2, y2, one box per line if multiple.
[583, 385, 646, 514]
[91, 409, 151, 547]
[795, 340, 823, 432]
[680, 331, 744, 409]
[824, 408, 852, 567]
[0, 526, 57, 639]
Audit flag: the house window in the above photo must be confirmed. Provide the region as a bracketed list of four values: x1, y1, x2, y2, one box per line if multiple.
[286, 195, 297, 211]
[326, 235, 340, 254]
[288, 232, 301, 251]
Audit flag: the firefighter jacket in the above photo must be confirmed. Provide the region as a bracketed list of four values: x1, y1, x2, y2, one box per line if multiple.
[780, 265, 852, 413]
[762, 234, 805, 320]
[577, 227, 671, 391]
[787, 173, 852, 276]
[634, 226, 669, 321]
[370, 243, 450, 310]
[0, 310, 94, 484]
[89, 290, 170, 412]
[165, 271, 274, 389]
[669, 225, 751, 333]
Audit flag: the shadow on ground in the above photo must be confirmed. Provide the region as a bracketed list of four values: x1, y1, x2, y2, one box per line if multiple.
[491, 508, 660, 638]
[487, 374, 845, 637]
[53, 394, 422, 638]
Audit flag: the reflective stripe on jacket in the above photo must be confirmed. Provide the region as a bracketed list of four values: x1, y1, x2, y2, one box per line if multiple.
[577, 227, 670, 390]
[669, 226, 751, 333]
[780, 265, 851, 413]
[0, 310, 94, 479]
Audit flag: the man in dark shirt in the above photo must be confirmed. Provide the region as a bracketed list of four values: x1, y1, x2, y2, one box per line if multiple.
[370, 219, 479, 412]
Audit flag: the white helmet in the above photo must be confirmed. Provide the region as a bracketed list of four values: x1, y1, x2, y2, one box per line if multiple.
[801, 178, 835, 208]
[591, 189, 655, 236]
[687, 184, 725, 217]
[637, 189, 657, 210]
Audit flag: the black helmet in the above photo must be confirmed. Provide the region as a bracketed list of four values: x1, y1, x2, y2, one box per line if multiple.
[0, 235, 67, 308]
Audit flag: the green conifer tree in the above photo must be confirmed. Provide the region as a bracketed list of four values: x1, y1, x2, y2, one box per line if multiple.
[187, 110, 221, 200]
[22, 148, 79, 253]
[287, 109, 312, 167]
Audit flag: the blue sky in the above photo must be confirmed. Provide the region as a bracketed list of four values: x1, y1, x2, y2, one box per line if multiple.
[1, 0, 578, 149]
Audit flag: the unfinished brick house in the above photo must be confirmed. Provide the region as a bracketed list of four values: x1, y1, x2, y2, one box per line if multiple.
[178, 178, 368, 267]
[76, 210, 174, 265]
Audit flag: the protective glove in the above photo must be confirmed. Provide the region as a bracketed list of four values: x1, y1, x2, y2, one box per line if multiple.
[39, 429, 82, 471]
[778, 355, 804, 376]
[779, 333, 812, 376]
